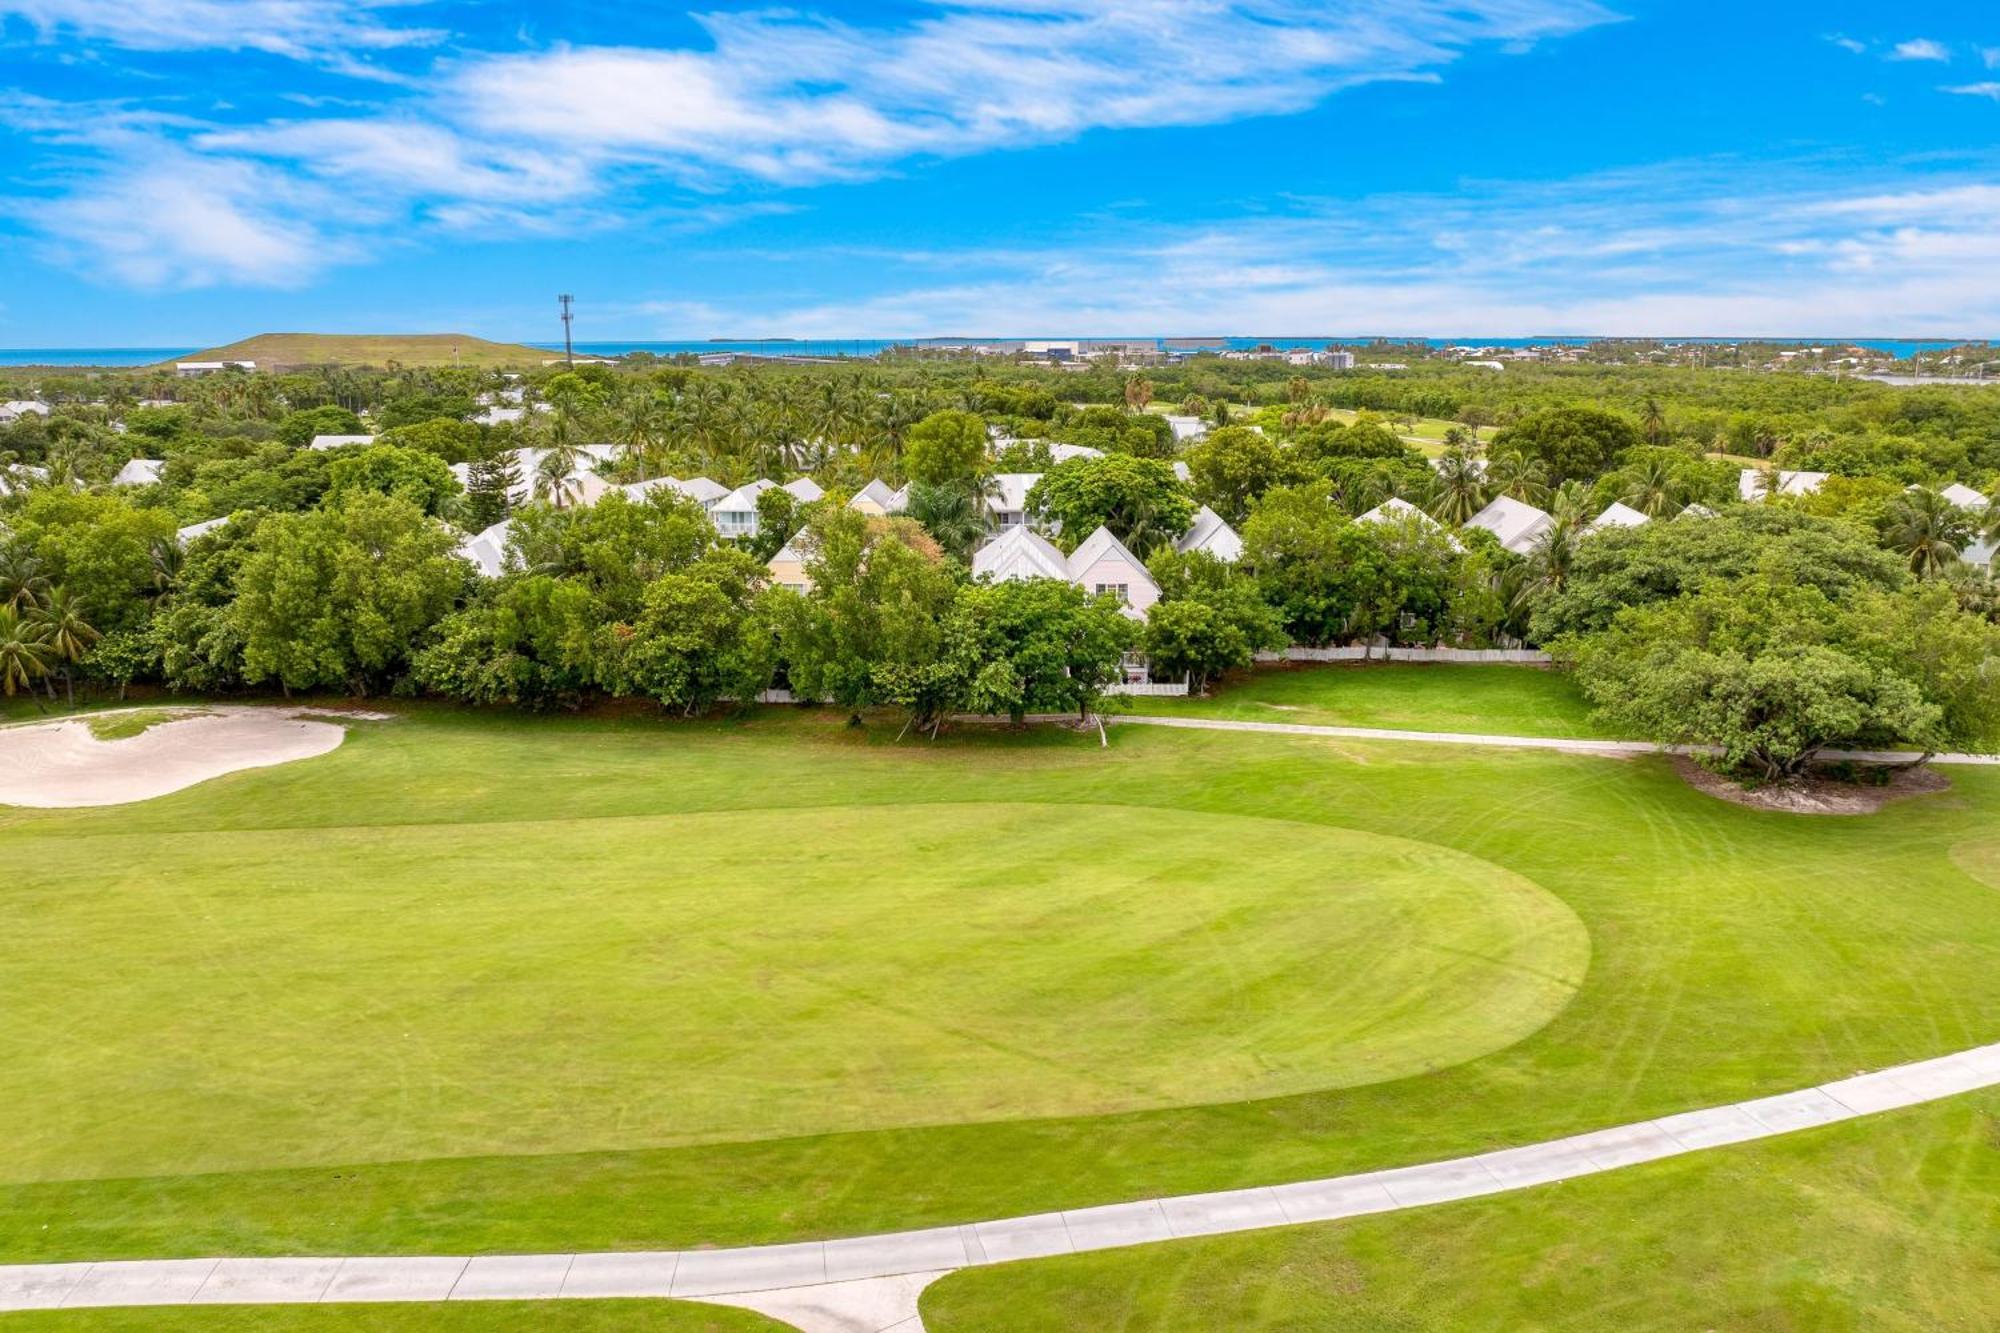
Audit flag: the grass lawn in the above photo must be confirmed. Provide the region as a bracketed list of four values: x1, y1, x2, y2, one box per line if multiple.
[0, 704, 1996, 1280]
[83, 708, 200, 741]
[922, 1088, 2000, 1331]
[1136, 663, 1612, 738]
[4, 1302, 782, 1331]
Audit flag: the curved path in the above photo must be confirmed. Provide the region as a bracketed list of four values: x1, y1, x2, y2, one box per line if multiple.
[1111, 714, 2000, 764]
[2, 1040, 1995, 1331]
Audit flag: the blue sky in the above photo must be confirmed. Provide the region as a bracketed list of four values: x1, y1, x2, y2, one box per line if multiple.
[3, 0, 2000, 345]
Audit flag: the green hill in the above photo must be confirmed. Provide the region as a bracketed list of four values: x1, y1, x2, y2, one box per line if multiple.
[167, 332, 551, 371]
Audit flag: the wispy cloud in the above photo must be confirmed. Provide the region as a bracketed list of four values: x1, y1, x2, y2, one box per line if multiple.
[1888, 37, 1951, 63]
[659, 162, 2000, 338]
[1944, 82, 2000, 102]
[1826, 34, 1866, 55]
[2, 0, 1621, 288]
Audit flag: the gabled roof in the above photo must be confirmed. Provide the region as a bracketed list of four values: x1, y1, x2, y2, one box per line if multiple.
[1357, 497, 1439, 528]
[456, 519, 513, 578]
[971, 524, 1070, 582]
[1175, 505, 1243, 561]
[1937, 482, 1989, 510]
[769, 538, 807, 566]
[1592, 501, 1650, 530]
[619, 475, 683, 502]
[1171, 460, 1191, 482]
[1065, 524, 1145, 576]
[1678, 503, 1717, 520]
[674, 476, 730, 506]
[111, 458, 164, 486]
[1163, 414, 1208, 441]
[850, 478, 904, 512]
[307, 434, 375, 451]
[1465, 494, 1554, 554]
[782, 477, 825, 503]
[987, 472, 1041, 514]
[714, 478, 775, 511]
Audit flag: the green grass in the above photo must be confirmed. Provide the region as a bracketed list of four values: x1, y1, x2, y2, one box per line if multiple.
[0, 705, 1996, 1274]
[1138, 663, 1612, 738]
[922, 1088, 2000, 1331]
[4, 801, 1584, 1180]
[3, 1302, 782, 1331]
[163, 333, 547, 370]
[83, 708, 199, 741]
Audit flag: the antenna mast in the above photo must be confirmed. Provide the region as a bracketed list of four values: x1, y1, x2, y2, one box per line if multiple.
[558, 293, 575, 368]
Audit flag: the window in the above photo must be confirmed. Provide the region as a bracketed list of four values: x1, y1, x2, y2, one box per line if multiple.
[1095, 582, 1129, 604]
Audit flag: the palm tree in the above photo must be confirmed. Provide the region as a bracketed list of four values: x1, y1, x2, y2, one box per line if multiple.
[1124, 376, 1154, 411]
[1528, 514, 1583, 593]
[0, 549, 52, 612]
[1485, 451, 1550, 507]
[533, 447, 582, 510]
[1640, 397, 1668, 445]
[1426, 448, 1489, 525]
[0, 604, 53, 699]
[35, 586, 97, 706]
[1621, 456, 1681, 517]
[1549, 479, 1594, 526]
[1885, 487, 1973, 579]
[904, 479, 991, 561]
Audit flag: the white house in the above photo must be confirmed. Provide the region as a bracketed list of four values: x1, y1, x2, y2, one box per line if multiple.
[1358, 497, 1440, 528]
[110, 458, 165, 487]
[455, 519, 513, 578]
[782, 477, 825, 504]
[307, 434, 375, 452]
[1047, 442, 1105, 464]
[987, 472, 1040, 529]
[175, 361, 255, 376]
[970, 524, 1160, 618]
[1738, 468, 1828, 501]
[1937, 482, 1989, 510]
[1163, 414, 1209, 443]
[1678, 503, 1718, 520]
[849, 479, 907, 516]
[1175, 505, 1243, 562]
[0, 463, 48, 498]
[711, 479, 775, 538]
[1464, 494, 1554, 554]
[1591, 501, 1650, 531]
[0, 399, 50, 423]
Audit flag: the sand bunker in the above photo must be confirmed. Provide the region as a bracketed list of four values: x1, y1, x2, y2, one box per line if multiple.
[0, 708, 349, 808]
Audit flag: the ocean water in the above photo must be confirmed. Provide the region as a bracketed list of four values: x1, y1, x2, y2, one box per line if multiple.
[2, 335, 1987, 369]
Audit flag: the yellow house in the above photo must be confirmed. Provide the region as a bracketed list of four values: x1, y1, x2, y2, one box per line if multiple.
[767, 539, 811, 593]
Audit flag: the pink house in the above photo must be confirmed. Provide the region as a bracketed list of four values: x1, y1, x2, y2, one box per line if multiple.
[971, 524, 1159, 618]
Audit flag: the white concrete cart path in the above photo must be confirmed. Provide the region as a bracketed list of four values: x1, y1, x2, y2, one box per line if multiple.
[1110, 713, 2000, 764]
[3, 1041, 1996, 1330]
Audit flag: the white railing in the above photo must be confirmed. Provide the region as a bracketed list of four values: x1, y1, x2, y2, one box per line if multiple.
[1104, 681, 1192, 697]
[1254, 645, 1553, 665]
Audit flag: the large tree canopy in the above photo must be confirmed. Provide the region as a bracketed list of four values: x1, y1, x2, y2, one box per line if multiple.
[1027, 454, 1195, 556]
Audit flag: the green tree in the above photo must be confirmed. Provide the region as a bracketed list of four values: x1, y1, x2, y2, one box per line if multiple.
[948, 577, 1136, 722]
[0, 604, 52, 698]
[376, 418, 483, 463]
[1027, 455, 1195, 556]
[412, 575, 611, 709]
[33, 585, 97, 705]
[1183, 425, 1300, 523]
[1492, 406, 1642, 483]
[903, 409, 989, 487]
[231, 493, 463, 695]
[622, 548, 773, 713]
[903, 479, 992, 561]
[1141, 549, 1285, 691]
[324, 445, 462, 516]
[10, 491, 178, 634]
[275, 405, 365, 448]
[1241, 485, 1457, 646]
[1883, 487, 1973, 579]
[1426, 448, 1490, 525]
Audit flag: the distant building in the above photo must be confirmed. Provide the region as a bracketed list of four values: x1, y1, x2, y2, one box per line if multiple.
[111, 458, 165, 487]
[176, 360, 255, 376]
[307, 434, 376, 452]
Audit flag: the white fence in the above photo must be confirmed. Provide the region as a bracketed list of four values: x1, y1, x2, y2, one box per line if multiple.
[1254, 646, 1552, 665]
[1104, 681, 1191, 697]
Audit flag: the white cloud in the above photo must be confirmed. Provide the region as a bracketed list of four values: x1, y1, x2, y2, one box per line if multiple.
[1888, 37, 1951, 63]
[19, 141, 367, 287]
[657, 164, 2000, 339]
[0, 0, 442, 61]
[1827, 34, 1866, 55]
[1944, 82, 2000, 102]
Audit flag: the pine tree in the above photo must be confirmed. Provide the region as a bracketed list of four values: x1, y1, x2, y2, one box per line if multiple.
[463, 449, 520, 531]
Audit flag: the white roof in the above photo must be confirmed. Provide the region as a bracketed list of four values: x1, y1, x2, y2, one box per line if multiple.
[456, 519, 513, 578]
[850, 478, 907, 513]
[714, 478, 775, 512]
[111, 458, 165, 487]
[1358, 497, 1440, 528]
[307, 434, 375, 451]
[769, 538, 806, 566]
[473, 406, 524, 426]
[781, 477, 824, 503]
[1937, 483, 1989, 510]
[175, 516, 229, 544]
[1047, 442, 1104, 463]
[1171, 460, 1191, 483]
[971, 524, 1071, 582]
[1678, 503, 1717, 520]
[1175, 505, 1243, 561]
[1163, 414, 1208, 442]
[1738, 468, 1827, 501]
[988, 472, 1041, 515]
[1591, 501, 1650, 530]
[1465, 494, 1554, 554]
[1965, 536, 1997, 568]
[674, 475, 730, 506]
[1, 399, 50, 416]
